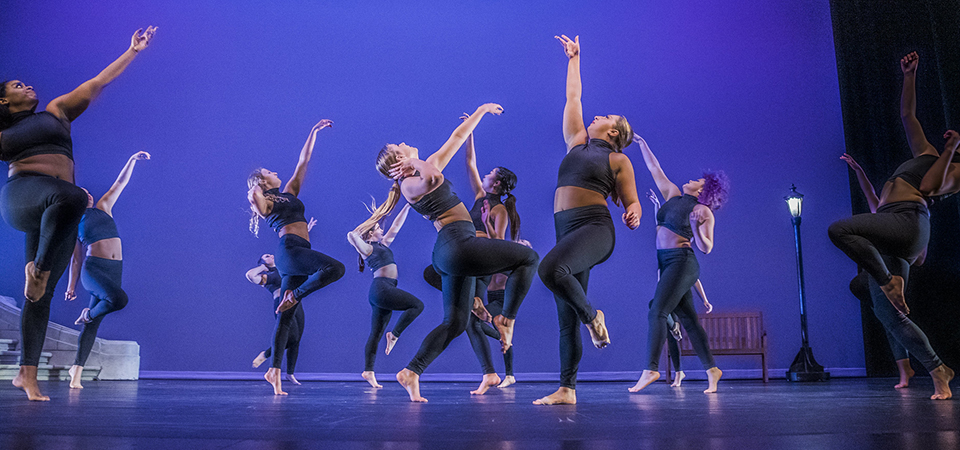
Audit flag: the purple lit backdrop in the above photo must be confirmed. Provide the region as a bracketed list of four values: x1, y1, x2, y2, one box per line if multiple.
[0, 1, 857, 376]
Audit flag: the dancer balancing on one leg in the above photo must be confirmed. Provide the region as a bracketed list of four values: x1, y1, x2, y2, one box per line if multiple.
[246, 252, 310, 386]
[348, 203, 424, 389]
[534, 34, 643, 406]
[368, 102, 539, 402]
[0, 27, 157, 401]
[629, 133, 729, 394]
[247, 119, 346, 395]
[63, 151, 150, 389]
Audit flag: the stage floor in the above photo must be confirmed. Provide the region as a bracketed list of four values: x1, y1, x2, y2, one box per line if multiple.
[1, 377, 957, 449]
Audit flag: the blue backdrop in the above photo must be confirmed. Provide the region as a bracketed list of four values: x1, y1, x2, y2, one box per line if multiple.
[0, 0, 858, 377]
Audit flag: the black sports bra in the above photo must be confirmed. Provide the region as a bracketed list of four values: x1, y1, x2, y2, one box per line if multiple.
[556, 139, 617, 198]
[469, 193, 502, 232]
[656, 194, 699, 240]
[0, 111, 73, 163]
[263, 188, 306, 233]
[410, 179, 462, 221]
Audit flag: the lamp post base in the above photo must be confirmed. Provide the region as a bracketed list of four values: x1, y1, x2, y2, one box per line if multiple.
[786, 346, 830, 382]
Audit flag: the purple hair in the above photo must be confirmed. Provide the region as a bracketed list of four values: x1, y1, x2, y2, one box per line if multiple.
[698, 170, 730, 211]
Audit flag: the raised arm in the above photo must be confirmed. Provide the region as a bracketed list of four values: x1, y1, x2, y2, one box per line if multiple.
[612, 153, 642, 229]
[97, 151, 150, 215]
[840, 153, 880, 213]
[346, 231, 374, 258]
[64, 241, 84, 301]
[462, 115, 485, 200]
[899, 52, 937, 157]
[284, 119, 333, 196]
[425, 103, 502, 173]
[919, 130, 960, 196]
[690, 205, 715, 254]
[692, 279, 712, 313]
[555, 34, 587, 151]
[46, 27, 157, 123]
[633, 133, 680, 200]
[245, 264, 269, 285]
[381, 203, 411, 247]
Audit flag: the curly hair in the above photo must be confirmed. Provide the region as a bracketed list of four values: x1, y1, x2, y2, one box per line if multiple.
[697, 170, 730, 211]
[0, 80, 12, 131]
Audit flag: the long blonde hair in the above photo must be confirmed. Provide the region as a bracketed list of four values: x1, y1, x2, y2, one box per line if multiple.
[247, 168, 286, 237]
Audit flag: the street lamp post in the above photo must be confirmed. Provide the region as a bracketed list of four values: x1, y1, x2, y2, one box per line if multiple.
[785, 185, 829, 382]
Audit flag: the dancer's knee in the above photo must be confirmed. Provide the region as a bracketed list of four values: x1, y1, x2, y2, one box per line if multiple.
[827, 221, 847, 246]
[538, 260, 570, 289]
[326, 260, 346, 282]
[109, 290, 129, 312]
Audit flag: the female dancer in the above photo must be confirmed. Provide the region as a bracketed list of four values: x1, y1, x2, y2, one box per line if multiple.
[364, 102, 539, 402]
[348, 203, 424, 389]
[63, 150, 149, 389]
[246, 252, 306, 386]
[247, 119, 345, 395]
[629, 133, 729, 394]
[828, 52, 956, 400]
[0, 27, 157, 401]
[534, 35, 642, 406]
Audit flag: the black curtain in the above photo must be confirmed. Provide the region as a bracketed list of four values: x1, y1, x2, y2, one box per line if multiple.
[830, 0, 960, 375]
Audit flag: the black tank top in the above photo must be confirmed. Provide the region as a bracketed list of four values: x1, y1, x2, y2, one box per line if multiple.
[365, 242, 396, 272]
[469, 193, 503, 232]
[410, 179, 462, 221]
[556, 139, 616, 198]
[887, 155, 938, 191]
[263, 188, 306, 233]
[656, 194, 699, 240]
[262, 268, 282, 295]
[0, 111, 73, 163]
[78, 208, 119, 246]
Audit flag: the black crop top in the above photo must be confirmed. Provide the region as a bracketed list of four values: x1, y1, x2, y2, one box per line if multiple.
[469, 193, 503, 232]
[78, 208, 119, 246]
[263, 188, 306, 233]
[887, 155, 938, 191]
[556, 139, 617, 198]
[656, 194, 699, 240]
[0, 111, 73, 163]
[410, 179, 462, 221]
[262, 268, 282, 295]
[365, 242, 396, 272]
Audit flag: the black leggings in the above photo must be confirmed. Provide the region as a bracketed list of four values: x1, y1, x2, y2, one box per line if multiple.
[466, 289, 515, 376]
[0, 173, 87, 366]
[406, 221, 539, 375]
[538, 205, 615, 389]
[850, 272, 908, 361]
[364, 277, 424, 372]
[275, 234, 345, 301]
[75, 257, 129, 366]
[269, 296, 305, 372]
[648, 298, 682, 372]
[646, 248, 715, 371]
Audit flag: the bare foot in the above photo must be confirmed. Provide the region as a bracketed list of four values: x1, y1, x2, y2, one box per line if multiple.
[362, 371, 383, 388]
[628, 370, 660, 392]
[470, 373, 502, 395]
[276, 290, 299, 313]
[252, 351, 267, 368]
[498, 375, 516, 388]
[264, 368, 287, 395]
[472, 297, 492, 322]
[396, 369, 427, 402]
[586, 310, 610, 349]
[894, 359, 914, 389]
[670, 371, 685, 388]
[533, 387, 576, 405]
[704, 367, 722, 393]
[69, 365, 84, 389]
[286, 374, 301, 385]
[493, 315, 514, 354]
[385, 332, 398, 355]
[74, 308, 92, 325]
[12, 366, 50, 401]
[24, 261, 49, 302]
[930, 365, 954, 400]
[880, 275, 909, 315]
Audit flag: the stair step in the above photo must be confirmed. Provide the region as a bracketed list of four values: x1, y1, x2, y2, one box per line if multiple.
[0, 364, 100, 381]
[0, 339, 16, 352]
[0, 351, 53, 365]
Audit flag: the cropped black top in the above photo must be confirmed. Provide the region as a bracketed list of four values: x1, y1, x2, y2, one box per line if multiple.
[0, 111, 73, 163]
[656, 194, 699, 240]
[556, 139, 617, 198]
[262, 268, 282, 295]
[78, 208, 119, 246]
[410, 179, 462, 221]
[365, 242, 396, 272]
[263, 188, 306, 233]
[469, 193, 503, 233]
[887, 155, 938, 191]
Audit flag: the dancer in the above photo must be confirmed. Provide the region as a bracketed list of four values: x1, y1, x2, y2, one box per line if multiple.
[0, 27, 157, 401]
[246, 252, 307, 386]
[247, 119, 345, 395]
[629, 133, 728, 394]
[364, 102, 539, 402]
[534, 35, 642, 406]
[63, 151, 150, 389]
[347, 203, 424, 388]
[828, 52, 956, 400]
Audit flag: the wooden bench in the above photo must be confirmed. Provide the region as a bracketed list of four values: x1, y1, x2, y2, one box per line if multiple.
[665, 311, 769, 383]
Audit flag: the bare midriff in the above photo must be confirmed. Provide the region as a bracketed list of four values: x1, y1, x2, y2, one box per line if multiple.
[8, 154, 75, 183]
[374, 264, 399, 279]
[88, 238, 122, 260]
[878, 178, 927, 207]
[278, 222, 310, 241]
[656, 227, 692, 250]
[431, 203, 472, 232]
[554, 186, 608, 212]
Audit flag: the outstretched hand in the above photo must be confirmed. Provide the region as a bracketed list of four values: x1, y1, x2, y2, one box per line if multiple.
[130, 26, 158, 53]
[840, 153, 862, 171]
[555, 34, 579, 58]
[900, 52, 918, 74]
[646, 189, 661, 208]
[313, 119, 334, 131]
[480, 103, 504, 115]
[306, 217, 317, 232]
[703, 299, 713, 314]
[131, 151, 151, 161]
